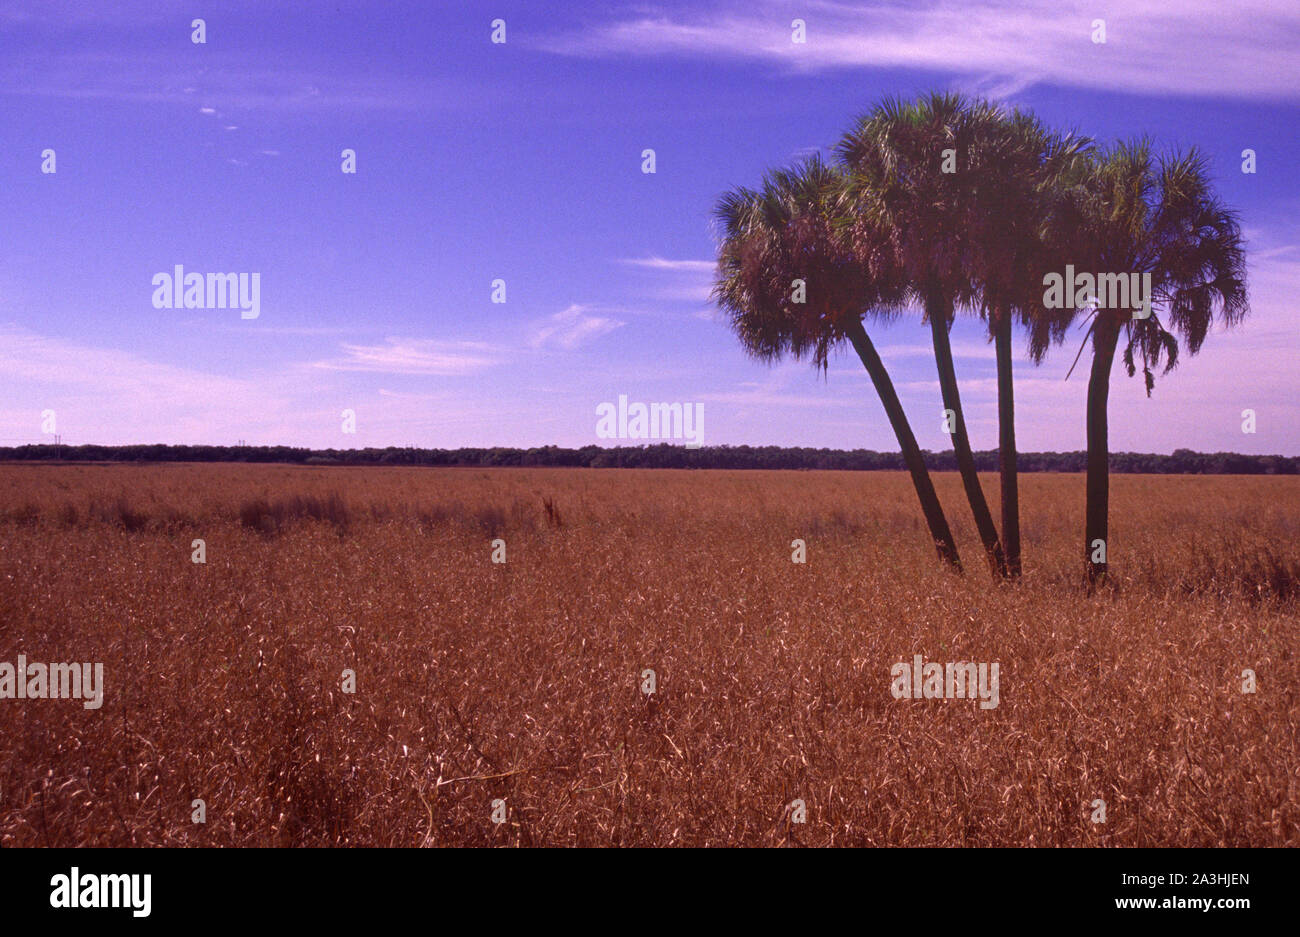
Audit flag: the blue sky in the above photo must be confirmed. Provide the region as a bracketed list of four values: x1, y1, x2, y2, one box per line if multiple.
[2, 0, 1297, 454]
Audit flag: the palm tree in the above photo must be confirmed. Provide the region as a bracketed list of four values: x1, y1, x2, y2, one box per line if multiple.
[712, 156, 962, 569]
[836, 93, 1007, 577]
[1061, 141, 1248, 585]
[964, 109, 1093, 579]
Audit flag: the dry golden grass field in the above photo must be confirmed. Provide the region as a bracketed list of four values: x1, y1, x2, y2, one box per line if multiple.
[0, 464, 1296, 847]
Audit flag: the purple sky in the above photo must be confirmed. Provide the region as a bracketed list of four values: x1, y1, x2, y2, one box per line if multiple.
[2, 0, 1297, 454]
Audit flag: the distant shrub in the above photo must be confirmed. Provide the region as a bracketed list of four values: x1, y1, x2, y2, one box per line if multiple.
[417, 503, 457, 528]
[114, 496, 149, 532]
[7, 502, 41, 526]
[474, 505, 507, 537]
[239, 493, 350, 535]
[239, 497, 278, 535]
[85, 495, 149, 532]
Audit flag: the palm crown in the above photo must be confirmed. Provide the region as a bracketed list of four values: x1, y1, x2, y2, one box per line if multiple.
[834, 92, 983, 319]
[712, 155, 904, 370]
[1067, 141, 1248, 393]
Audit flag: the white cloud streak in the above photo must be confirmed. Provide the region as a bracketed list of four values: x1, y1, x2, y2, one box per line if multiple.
[530, 305, 626, 350]
[311, 338, 504, 376]
[537, 0, 1300, 101]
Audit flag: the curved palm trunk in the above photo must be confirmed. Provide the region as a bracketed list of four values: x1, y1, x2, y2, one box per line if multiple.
[928, 297, 1007, 578]
[1085, 316, 1121, 587]
[994, 309, 1021, 579]
[845, 317, 962, 570]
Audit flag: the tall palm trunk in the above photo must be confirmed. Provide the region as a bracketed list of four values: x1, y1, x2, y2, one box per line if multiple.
[1085, 315, 1121, 586]
[994, 308, 1021, 579]
[927, 294, 1007, 578]
[845, 317, 962, 570]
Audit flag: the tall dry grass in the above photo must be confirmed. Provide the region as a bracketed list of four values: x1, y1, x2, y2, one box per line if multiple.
[0, 464, 1295, 846]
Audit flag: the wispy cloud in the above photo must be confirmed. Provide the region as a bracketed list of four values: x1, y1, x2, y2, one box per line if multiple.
[0, 324, 252, 396]
[0, 325, 298, 444]
[530, 305, 626, 350]
[701, 359, 856, 409]
[311, 338, 504, 375]
[618, 256, 716, 303]
[619, 257, 715, 273]
[700, 387, 856, 408]
[873, 341, 997, 361]
[0, 53, 444, 112]
[537, 0, 1300, 101]
[194, 323, 359, 337]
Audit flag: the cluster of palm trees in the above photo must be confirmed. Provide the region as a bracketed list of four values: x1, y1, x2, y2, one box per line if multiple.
[712, 92, 1248, 585]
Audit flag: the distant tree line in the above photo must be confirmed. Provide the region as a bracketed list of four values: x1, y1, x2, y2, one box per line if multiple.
[1, 443, 1293, 474]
